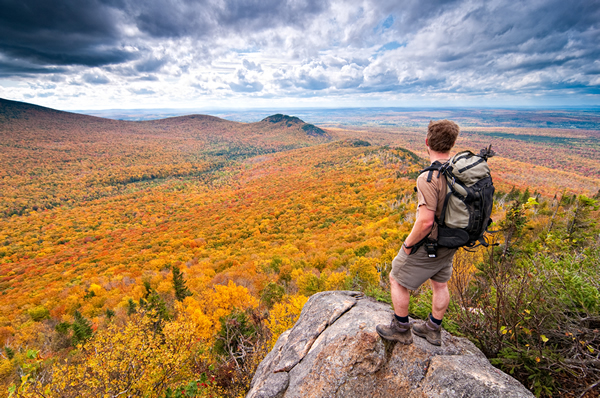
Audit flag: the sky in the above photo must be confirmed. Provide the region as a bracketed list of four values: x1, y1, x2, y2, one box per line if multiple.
[1, 0, 599, 111]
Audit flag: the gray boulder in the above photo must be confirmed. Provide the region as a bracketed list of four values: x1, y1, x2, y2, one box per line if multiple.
[247, 291, 533, 398]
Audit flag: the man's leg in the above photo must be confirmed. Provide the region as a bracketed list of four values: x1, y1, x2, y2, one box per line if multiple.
[376, 275, 413, 344]
[391, 274, 410, 317]
[413, 280, 449, 346]
[430, 280, 450, 319]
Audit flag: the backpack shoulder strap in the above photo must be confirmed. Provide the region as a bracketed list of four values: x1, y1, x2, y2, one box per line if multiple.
[418, 160, 444, 182]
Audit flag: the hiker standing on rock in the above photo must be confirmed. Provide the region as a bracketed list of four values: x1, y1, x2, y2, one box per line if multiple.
[376, 120, 460, 346]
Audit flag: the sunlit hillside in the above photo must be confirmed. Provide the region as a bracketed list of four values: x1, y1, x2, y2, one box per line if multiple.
[327, 125, 600, 197]
[0, 98, 335, 217]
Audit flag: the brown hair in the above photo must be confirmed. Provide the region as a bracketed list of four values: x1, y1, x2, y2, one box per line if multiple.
[427, 120, 459, 153]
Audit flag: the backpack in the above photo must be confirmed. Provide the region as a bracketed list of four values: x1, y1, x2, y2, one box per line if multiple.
[420, 146, 495, 249]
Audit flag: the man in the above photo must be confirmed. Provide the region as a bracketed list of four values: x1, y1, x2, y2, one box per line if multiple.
[376, 120, 460, 346]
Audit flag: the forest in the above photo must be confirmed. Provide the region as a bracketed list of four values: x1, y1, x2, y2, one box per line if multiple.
[0, 98, 599, 397]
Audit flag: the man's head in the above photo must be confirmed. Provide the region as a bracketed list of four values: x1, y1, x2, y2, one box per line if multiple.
[426, 120, 459, 153]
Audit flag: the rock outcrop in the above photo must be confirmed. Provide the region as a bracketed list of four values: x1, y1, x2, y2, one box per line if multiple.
[247, 291, 534, 398]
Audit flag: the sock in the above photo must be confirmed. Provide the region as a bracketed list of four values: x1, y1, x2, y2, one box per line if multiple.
[429, 313, 442, 326]
[395, 314, 409, 324]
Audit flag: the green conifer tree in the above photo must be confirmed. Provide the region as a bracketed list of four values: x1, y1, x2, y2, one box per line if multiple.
[145, 290, 171, 322]
[127, 298, 137, 315]
[507, 186, 520, 201]
[567, 195, 599, 245]
[55, 321, 71, 334]
[172, 265, 192, 301]
[4, 346, 14, 360]
[520, 187, 531, 203]
[139, 284, 171, 332]
[143, 280, 152, 299]
[72, 310, 93, 346]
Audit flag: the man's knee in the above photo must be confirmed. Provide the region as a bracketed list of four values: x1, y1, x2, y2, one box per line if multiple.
[390, 274, 404, 287]
[430, 280, 448, 292]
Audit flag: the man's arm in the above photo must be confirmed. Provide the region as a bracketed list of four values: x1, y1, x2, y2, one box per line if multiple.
[403, 205, 435, 254]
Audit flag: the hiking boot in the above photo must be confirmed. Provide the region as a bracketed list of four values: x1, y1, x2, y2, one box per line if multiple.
[376, 318, 413, 344]
[413, 317, 442, 346]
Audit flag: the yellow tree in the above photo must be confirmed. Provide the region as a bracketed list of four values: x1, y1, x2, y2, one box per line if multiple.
[22, 311, 200, 397]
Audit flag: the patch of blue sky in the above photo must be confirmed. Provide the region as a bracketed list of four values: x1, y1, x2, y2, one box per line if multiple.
[374, 15, 394, 34]
[377, 41, 405, 52]
[372, 41, 406, 59]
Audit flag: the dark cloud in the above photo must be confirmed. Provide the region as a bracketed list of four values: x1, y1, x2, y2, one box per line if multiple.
[1, 44, 137, 67]
[105, 65, 141, 77]
[0, 0, 136, 67]
[82, 73, 110, 84]
[584, 68, 600, 76]
[0, 60, 66, 77]
[0, 0, 329, 73]
[0, 0, 119, 39]
[49, 75, 66, 83]
[134, 55, 168, 73]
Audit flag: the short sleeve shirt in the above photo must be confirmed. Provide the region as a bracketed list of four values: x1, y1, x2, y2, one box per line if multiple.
[416, 161, 449, 238]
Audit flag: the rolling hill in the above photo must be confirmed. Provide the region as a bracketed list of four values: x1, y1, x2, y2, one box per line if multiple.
[0, 98, 336, 217]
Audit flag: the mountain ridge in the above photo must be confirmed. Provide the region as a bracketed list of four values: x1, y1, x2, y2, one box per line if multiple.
[0, 97, 338, 217]
[0, 98, 330, 136]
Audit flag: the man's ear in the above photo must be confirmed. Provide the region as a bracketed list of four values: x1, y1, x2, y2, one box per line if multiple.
[425, 138, 429, 147]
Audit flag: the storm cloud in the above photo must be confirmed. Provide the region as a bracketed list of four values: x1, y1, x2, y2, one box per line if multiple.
[0, 0, 599, 108]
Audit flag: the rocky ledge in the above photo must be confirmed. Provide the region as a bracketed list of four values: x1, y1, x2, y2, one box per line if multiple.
[247, 291, 534, 398]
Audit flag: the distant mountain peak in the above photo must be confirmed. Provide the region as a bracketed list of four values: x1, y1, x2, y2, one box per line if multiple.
[261, 114, 304, 125]
[261, 114, 328, 137]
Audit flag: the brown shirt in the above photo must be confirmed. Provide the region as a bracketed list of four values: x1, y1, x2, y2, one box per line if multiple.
[415, 161, 448, 239]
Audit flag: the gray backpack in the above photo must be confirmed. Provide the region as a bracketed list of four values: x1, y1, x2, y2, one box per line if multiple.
[420, 146, 495, 248]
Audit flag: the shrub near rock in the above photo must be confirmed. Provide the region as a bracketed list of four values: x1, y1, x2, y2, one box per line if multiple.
[449, 195, 600, 396]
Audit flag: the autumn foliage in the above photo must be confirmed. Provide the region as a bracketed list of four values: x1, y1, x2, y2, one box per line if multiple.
[1, 99, 599, 397]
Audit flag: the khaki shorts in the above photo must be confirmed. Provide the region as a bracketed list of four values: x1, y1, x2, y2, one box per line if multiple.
[390, 245, 457, 290]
